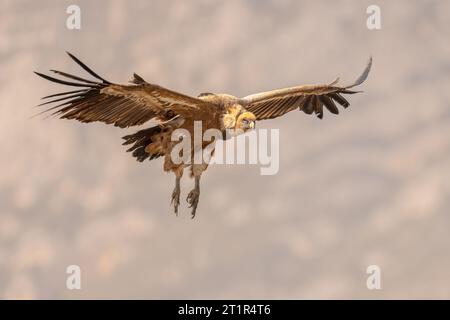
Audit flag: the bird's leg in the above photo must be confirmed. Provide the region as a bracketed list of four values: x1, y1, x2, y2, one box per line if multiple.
[171, 176, 181, 215]
[186, 175, 201, 219]
[171, 166, 183, 215]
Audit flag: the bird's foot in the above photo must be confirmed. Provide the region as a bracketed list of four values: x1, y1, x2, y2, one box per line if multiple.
[186, 188, 200, 218]
[171, 185, 181, 215]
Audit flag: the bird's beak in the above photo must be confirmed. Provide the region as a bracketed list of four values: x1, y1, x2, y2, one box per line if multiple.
[249, 121, 255, 129]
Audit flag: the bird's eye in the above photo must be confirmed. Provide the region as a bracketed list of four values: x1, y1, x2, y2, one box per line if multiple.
[241, 119, 249, 125]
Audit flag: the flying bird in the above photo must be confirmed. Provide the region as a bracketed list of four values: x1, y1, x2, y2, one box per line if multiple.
[35, 52, 372, 218]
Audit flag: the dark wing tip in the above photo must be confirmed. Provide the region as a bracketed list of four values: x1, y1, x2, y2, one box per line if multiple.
[34, 70, 97, 87]
[346, 56, 372, 88]
[65, 51, 76, 59]
[65, 51, 110, 84]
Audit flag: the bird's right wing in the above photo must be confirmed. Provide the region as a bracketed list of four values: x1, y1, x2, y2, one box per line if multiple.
[35, 52, 217, 128]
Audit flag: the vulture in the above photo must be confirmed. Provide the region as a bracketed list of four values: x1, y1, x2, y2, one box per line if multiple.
[35, 52, 372, 218]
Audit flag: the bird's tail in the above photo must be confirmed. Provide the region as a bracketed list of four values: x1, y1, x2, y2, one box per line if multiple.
[122, 125, 164, 162]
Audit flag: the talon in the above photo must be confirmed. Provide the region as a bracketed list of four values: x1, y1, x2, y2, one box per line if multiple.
[186, 188, 200, 218]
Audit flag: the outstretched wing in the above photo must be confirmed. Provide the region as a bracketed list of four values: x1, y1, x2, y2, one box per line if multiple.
[241, 57, 372, 120]
[35, 52, 216, 128]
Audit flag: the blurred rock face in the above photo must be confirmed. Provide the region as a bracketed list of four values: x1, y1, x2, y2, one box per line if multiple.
[1, 0, 450, 299]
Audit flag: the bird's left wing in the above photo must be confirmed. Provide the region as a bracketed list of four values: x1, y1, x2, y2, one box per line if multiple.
[35, 52, 216, 128]
[240, 57, 372, 120]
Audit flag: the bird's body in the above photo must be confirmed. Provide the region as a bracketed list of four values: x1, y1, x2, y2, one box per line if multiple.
[35, 52, 372, 217]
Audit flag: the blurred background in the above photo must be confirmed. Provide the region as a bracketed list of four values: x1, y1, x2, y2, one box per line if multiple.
[1, 0, 450, 299]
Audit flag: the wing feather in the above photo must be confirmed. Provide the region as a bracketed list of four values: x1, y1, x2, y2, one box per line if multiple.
[241, 57, 372, 120]
[320, 95, 339, 114]
[35, 52, 217, 128]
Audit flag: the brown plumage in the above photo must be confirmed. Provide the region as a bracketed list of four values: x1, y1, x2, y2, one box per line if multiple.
[35, 52, 372, 218]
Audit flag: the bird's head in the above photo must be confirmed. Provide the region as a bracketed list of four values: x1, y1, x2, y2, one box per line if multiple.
[235, 111, 256, 132]
[222, 104, 256, 133]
